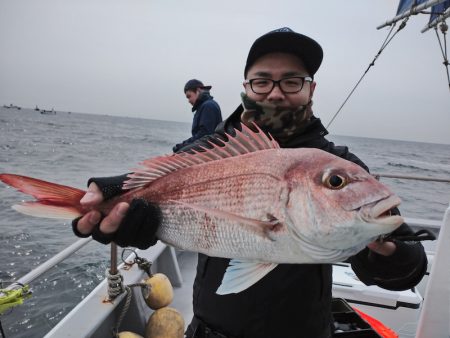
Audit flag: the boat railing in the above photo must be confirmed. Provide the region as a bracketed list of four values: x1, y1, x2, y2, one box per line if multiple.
[44, 242, 182, 337]
[4, 238, 93, 292]
[1, 238, 183, 337]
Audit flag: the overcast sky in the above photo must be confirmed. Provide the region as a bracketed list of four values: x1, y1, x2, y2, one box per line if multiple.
[1, 0, 449, 144]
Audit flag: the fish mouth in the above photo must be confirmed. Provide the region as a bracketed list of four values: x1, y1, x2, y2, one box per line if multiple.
[358, 195, 404, 226]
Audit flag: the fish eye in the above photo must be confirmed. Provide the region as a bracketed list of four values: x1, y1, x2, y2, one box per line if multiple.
[323, 174, 347, 190]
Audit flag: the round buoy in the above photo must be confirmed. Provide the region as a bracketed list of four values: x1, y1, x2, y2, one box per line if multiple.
[142, 273, 174, 310]
[145, 307, 184, 338]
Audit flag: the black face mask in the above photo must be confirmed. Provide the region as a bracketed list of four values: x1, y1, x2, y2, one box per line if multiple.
[240, 93, 313, 141]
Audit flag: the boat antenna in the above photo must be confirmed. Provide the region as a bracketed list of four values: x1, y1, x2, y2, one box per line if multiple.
[326, 18, 409, 129]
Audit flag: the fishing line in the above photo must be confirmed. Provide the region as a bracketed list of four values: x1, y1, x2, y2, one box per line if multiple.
[326, 18, 409, 129]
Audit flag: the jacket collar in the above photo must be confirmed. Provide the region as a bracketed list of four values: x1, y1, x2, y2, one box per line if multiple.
[192, 92, 213, 112]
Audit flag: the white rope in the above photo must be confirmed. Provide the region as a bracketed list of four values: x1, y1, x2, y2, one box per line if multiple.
[106, 268, 125, 300]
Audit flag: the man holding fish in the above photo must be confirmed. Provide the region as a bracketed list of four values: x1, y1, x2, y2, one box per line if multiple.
[13, 27, 427, 338]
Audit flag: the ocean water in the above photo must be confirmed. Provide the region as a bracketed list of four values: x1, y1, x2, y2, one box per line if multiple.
[0, 107, 449, 337]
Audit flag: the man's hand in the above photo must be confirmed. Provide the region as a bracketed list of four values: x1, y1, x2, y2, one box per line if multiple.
[72, 181, 162, 249]
[367, 240, 396, 256]
[76, 182, 129, 236]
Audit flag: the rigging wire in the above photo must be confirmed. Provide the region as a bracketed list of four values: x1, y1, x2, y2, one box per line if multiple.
[434, 21, 450, 90]
[326, 18, 409, 129]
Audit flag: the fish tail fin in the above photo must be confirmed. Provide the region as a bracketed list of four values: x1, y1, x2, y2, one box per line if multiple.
[0, 173, 86, 219]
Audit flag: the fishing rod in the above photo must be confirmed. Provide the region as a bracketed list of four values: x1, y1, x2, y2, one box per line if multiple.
[373, 173, 450, 183]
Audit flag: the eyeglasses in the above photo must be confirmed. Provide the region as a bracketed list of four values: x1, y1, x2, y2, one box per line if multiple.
[244, 76, 312, 95]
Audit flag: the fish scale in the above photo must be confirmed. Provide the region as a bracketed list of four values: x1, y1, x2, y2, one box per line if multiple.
[151, 165, 287, 259]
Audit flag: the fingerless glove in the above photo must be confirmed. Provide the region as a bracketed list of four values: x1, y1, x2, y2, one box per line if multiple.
[87, 173, 129, 200]
[72, 174, 162, 249]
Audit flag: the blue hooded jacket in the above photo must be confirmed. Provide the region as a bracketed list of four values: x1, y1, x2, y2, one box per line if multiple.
[173, 92, 222, 152]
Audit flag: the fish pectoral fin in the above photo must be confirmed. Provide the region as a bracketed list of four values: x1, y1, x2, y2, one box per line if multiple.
[216, 260, 278, 295]
[168, 199, 278, 240]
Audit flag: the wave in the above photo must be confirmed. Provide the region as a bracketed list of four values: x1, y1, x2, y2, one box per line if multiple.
[387, 161, 450, 175]
[387, 162, 423, 170]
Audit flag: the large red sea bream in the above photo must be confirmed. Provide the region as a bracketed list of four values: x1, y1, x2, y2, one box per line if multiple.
[0, 124, 403, 294]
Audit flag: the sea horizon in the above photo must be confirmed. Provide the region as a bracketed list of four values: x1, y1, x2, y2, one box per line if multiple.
[2, 105, 449, 146]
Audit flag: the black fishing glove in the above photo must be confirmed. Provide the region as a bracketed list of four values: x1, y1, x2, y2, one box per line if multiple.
[72, 175, 162, 249]
[92, 198, 162, 249]
[348, 207, 429, 291]
[87, 173, 130, 201]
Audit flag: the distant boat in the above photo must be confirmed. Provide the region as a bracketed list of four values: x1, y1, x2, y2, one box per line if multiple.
[40, 108, 56, 115]
[3, 103, 21, 110]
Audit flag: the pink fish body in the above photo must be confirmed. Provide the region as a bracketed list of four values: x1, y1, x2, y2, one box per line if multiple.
[0, 124, 403, 294]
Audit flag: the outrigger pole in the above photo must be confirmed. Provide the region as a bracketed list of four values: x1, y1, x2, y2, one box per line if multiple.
[377, 0, 448, 29]
[422, 6, 450, 32]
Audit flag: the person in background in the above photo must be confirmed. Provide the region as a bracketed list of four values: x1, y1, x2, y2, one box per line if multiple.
[72, 27, 427, 338]
[172, 79, 222, 153]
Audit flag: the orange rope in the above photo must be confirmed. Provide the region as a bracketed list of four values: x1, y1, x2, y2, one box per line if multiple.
[353, 307, 399, 338]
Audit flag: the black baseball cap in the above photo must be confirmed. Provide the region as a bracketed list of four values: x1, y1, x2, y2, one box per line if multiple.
[184, 79, 212, 93]
[244, 27, 323, 77]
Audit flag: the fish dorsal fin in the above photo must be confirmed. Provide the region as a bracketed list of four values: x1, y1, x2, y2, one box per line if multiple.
[123, 123, 279, 190]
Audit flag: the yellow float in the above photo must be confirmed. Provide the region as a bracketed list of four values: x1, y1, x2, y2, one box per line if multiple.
[145, 307, 185, 338]
[142, 273, 174, 310]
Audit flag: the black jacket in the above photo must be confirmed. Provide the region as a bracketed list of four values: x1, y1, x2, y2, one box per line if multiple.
[184, 105, 427, 338]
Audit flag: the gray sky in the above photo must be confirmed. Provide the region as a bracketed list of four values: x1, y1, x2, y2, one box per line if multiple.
[1, 0, 449, 144]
